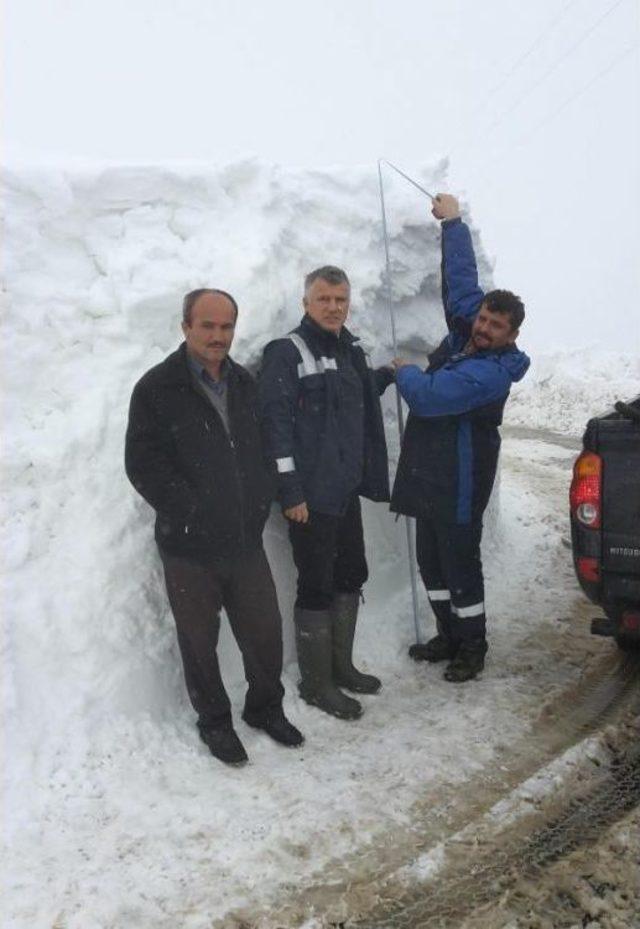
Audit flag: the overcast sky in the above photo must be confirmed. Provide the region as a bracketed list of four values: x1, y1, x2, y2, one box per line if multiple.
[4, 0, 639, 355]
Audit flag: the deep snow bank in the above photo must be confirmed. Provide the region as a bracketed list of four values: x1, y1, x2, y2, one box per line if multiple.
[4, 163, 639, 929]
[505, 348, 639, 436]
[3, 160, 494, 784]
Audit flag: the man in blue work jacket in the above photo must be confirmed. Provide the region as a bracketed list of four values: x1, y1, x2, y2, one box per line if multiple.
[259, 267, 393, 720]
[391, 193, 530, 682]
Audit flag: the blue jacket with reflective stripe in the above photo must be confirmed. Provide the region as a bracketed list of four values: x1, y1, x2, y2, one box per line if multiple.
[259, 315, 392, 515]
[390, 217, 530, 525]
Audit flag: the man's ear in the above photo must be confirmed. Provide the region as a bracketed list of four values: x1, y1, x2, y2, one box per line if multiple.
[508, 327, 520, 344]
[302, 296, 309, 311]
[181, 320, 189, 337]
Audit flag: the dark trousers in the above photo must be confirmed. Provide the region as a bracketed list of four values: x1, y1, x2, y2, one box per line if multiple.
[162, 546, 284, 731]
[288, 494, 368, 610]
[415, 517, 487, 643]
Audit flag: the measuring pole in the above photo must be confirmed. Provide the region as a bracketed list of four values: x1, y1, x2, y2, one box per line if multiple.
[377, 159, 422, 644]
[379, 159, 435, 201]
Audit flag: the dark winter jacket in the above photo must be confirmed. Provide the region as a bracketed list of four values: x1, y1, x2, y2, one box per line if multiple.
[125, 343, 275, 562]
[259, 315, 393, 516]
[390, 217, 530, 525]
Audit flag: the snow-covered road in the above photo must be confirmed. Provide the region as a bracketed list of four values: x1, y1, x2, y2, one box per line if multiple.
[6, 430, 624, 929]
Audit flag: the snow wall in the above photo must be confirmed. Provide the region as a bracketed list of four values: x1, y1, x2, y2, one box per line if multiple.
[2, 161, 498, 804]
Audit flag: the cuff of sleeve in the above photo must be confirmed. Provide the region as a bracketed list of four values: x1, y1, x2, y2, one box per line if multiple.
[278, 480, 306, 510]
[377, 366, 395, 389]
[396, 364, 422, 384]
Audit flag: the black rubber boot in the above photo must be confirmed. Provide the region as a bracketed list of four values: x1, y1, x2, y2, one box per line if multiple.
[409, 634, 458, 663]
[331, 592, 381, 694]
[444, 638, 488, 682]
[295, 608, 363, 719]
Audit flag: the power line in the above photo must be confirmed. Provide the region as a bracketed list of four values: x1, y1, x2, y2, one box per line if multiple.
[482, 0, 629, 136]
[526, 43, 637, 138]
[448, 0, 582, 153]
[485, 0, 582, 100]
[464, 41, 638, 183]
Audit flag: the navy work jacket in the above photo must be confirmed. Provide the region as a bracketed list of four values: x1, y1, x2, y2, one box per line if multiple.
[259, 315, 393, 516]
[390, 217, 530, 525]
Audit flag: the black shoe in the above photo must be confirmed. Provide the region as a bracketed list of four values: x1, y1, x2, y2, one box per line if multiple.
[409, 635, 458, 663]
[199, 725, 248, 766]
[443, 639, 487, 683]
[244, 710, 305, 747]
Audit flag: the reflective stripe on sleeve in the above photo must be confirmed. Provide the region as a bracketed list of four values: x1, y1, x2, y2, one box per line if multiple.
[427, 589, 451, 601]
[276, 457, 296, 473]
[451, 602, 485, 618]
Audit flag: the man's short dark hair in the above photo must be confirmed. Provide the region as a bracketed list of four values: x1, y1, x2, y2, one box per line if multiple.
[182, 288, 239, 326]
[483, 289, 525, 331]
[304, 266, 350, 294]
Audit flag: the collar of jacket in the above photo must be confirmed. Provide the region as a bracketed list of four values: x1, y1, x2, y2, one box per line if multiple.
[299, 314, 359, 354]
[162, 342, 246, 388]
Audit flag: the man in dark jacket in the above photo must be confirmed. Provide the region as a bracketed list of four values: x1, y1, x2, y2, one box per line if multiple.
[391, 194, 530, 682]
[125, 288, 303, 765]
[259, 267, 393, 720]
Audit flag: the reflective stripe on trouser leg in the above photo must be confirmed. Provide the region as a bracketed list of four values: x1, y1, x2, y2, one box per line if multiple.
[427, 589, 450, 601]
[424, 517, 487, 643]
[416, 518, 456, 641]
[451, 601, 486, 641]
[451, 601, 484, 618]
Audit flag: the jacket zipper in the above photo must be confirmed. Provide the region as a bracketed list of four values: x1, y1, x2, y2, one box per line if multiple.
[228, 434, 247, 551]
[192, 382, 246, 552]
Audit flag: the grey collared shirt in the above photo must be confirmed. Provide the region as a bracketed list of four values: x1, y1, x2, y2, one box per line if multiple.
[187, 353, 230, 433]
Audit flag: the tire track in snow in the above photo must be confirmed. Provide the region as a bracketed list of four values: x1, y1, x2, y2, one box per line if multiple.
[211, 432, 639, 928]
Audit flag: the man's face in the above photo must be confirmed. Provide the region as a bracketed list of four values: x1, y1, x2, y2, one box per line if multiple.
[471, 304, 518, 351]
[182, 293, 236, 368]
[303, 278, 350, 334]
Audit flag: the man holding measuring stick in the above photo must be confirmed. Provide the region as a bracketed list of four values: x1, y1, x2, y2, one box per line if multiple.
[391, 193, 530, 682]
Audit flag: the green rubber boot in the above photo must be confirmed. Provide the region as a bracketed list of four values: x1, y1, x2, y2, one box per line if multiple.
[295, 608, 363, 720]
[331, 592, 381, 695]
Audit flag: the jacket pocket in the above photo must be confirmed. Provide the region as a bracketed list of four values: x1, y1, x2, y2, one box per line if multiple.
[300, 382, 327, 416]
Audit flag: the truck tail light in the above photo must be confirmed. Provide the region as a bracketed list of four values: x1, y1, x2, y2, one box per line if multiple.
[577, 556, 599, 582]
[621, 610, 640, 632]
[570, 451, 602, 529]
